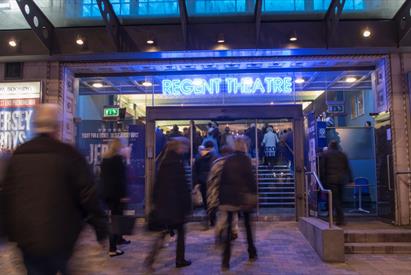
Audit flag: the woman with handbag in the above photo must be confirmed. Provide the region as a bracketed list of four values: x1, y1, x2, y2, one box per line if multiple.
[101, 138, 130, 257]
[145, 137, 192, 271]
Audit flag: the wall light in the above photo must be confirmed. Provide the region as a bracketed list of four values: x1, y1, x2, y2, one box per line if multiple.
[8, 39, 17, 47]
[345, 77, 357, 83]
[362, 28, 371, 38]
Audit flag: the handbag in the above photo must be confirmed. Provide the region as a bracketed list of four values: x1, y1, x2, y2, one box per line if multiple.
[192, 184, 203, 208]
[110, 215, 136, 235]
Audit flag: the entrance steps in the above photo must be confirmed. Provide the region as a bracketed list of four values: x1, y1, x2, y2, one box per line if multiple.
[344, 229, 411, 254]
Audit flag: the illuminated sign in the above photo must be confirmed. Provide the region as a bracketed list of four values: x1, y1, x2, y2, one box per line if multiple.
[162, 77, 293, 96]
[103, 106, 120, 118]
[0, 82, 41, 151]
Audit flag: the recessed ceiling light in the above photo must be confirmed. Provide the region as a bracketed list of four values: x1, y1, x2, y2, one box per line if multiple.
[92, 82, 103, 88]
[146, 39, 155, 45]
[142, 81, 153, 87]
[362, 29, 371, 38]
[295, 78, 305, 84]
[290, 35, 298, 42]
[8, 39, 17, 47]
[345, 77, 357, 83]
[217, 33, 225, 44]
[76, 37, 84, 46]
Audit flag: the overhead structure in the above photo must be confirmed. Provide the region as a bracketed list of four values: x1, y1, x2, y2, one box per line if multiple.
[395, 0, 411, 46]
[95, 0, 137, 52]
[15, 0, 56, 54]
[255, 0, 263, 46]
[178, 0, 189, 49]
[325, 0, 346, 48]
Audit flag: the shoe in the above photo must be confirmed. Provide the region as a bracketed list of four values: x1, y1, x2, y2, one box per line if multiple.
[176, 259, 192, 268]
[117, 238, 131, 245]
[248, 248, 258, 261]
[109, 250, 124, 257]
[231, 233, 238, 241]
[221, 263, 230, 271]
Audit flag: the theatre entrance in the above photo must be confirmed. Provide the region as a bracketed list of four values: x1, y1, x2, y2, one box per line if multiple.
[145, 105, 305, 220]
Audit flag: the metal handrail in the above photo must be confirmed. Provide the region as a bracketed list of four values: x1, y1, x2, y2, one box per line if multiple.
[305, 171, 334, 228]
[396, 171, 411, 175]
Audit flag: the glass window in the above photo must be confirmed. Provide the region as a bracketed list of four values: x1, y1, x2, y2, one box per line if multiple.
[186, 0, 255, 16]
[0, 0, 30, 30]
[264, 0, 305, 12]
[137, 0, 179, 16]
[341, 0, 405, 19]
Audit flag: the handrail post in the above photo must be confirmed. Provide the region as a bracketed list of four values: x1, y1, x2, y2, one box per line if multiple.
[305, 173, 309, 217]
[327, 190, 333, 228]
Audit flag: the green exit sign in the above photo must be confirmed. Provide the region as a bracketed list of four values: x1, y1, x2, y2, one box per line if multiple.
[103, 106, 120, 118]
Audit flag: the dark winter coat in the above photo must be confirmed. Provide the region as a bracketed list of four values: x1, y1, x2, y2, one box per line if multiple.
[193, 152, 217, 187]
[100, 155, 127, 204]
[153, 150, 191, 226]
[319, 148, 353, 185]
[0, 135, 108, 257]
[219, 151, 257, 210]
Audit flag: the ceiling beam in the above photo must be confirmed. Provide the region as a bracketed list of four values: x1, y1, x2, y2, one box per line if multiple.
[324, 0, 346, 48]
[15, 0, 57, 54]
[95, 0, 138, 52]
[255, 0, 263, 46]
[395, 0, 411, 46]
[178, 0, 189, 49]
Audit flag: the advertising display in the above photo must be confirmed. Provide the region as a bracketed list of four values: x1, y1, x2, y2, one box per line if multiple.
[77, 121, 146, 208]
[307, 112, 318, 215]
[0, 82, 41, 151]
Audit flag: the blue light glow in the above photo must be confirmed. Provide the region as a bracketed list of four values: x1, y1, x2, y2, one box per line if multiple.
[162, 77, 293, 96]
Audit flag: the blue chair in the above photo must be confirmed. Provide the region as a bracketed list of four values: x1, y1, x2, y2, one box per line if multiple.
[353, 177, 370, 214]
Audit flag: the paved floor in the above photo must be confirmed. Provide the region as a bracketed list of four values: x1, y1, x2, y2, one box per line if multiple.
[1, 221, 411, 275]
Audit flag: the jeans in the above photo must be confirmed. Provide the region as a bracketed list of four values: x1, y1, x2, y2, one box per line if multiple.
[223, 212, 256, 267]
[22, 251, 69, 275]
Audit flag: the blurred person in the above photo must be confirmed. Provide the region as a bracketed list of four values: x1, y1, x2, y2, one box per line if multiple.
[193, 141, 217, 227]
[220, 126, 235, 149]
[261, 126, 279, 166]
[219, 137, 257, 270]
[206, 146, 239, 243]
[101, 138, 130, 257]
[0, 104, 108, 275]
[202, 128, 219, 153]
[168, 125, 182, 139]
[145, 137, 192, 270]
[155, 127, 166, 157]
[319, 140, 353, 226]
[245, 123, 262, 158]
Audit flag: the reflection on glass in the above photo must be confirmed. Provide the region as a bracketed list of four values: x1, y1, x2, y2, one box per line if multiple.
[186, 0, 255, 16]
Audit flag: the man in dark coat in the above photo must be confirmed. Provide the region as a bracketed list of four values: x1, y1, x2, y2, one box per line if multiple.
[320, 140, 353, 225]
[219, 137, 258, 270]
[193, 141, 217, 226]
[145, 137, 192, 270]
[0, 104, 108, 275]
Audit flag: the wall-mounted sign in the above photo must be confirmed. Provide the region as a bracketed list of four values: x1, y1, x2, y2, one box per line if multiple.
[162, 77, 293, 96]
[103, 106, 120, 118]
[0, 82, 41, 151]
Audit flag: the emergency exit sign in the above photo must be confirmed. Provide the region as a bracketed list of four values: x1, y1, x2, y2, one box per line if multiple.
[103, 106, 120, 118]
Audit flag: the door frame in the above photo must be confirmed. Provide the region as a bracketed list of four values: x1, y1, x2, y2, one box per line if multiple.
[145, 105, 305, 220]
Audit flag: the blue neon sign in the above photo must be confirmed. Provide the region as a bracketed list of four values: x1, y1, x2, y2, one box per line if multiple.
[162, 77, 293, 96]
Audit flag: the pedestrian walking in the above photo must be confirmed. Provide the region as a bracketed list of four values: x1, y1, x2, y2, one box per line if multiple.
[0, 104, 108, 275]
[193, 141, 217, 226]
[219, 137, 258, 270]
[101, 138, 130, 257]
[319, 140, 353, 225]
[145, 137, 192, 270]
